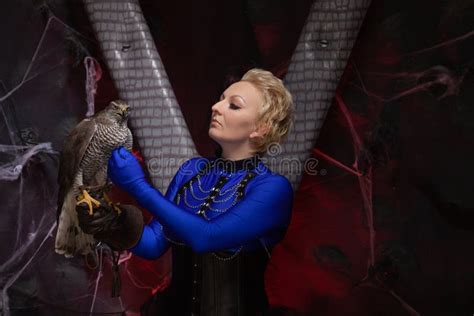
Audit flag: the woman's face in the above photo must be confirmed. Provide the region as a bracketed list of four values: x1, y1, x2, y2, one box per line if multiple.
[208, 81, 264, 147]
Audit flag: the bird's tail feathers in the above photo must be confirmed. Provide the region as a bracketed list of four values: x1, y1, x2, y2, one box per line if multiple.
[55, 192, 94, 258]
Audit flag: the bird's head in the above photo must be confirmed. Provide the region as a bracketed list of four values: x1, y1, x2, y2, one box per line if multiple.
[105, 100, 130, 123]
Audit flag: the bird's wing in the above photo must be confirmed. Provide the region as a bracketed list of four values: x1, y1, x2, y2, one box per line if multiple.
[57, 118, 97, 220]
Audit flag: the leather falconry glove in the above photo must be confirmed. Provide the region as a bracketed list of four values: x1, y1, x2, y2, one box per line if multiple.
[76, 194, 144, 250]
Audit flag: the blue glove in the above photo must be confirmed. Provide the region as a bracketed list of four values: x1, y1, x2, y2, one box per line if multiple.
[108, 147, 150, 196]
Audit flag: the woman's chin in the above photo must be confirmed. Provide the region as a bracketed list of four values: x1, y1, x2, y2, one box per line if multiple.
[209, 130, 230, 147]
[208, 128, 219, 141]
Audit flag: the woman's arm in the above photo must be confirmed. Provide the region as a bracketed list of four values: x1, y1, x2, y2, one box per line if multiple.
[108, 148, 293, 253]
[130, 219, 169, 259]
[127, 156, 198, 258]
[137, 174, 293, 253]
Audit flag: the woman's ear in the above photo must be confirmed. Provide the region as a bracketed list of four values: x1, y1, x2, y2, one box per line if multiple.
[250, 124, 269, 139]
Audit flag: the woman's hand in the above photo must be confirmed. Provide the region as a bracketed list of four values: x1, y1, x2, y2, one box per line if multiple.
[108, 147, 147, 195]
[76, 192, 144, 250]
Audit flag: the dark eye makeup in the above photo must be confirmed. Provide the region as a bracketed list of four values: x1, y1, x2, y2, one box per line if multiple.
[219, 94, 241, 110]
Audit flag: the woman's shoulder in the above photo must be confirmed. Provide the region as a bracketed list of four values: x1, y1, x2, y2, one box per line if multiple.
[251, 163, 293, 193]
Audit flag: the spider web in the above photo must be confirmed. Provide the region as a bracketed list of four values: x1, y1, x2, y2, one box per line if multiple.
[0, 11, 166, 315]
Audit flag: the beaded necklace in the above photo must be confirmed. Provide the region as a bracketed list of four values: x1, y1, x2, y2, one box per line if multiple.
[163, 157, 259, 260]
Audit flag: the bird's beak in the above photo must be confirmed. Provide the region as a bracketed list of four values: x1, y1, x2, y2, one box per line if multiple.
[120, 107, 130, 118]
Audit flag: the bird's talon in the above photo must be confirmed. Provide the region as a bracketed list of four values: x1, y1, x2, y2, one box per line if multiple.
[102, 192, 121, 214]
[113, 205, 122, 215]
[103, 193, 112, 205]
[76, 190, 101, 215]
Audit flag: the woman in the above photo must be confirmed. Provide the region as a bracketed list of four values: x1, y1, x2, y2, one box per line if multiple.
[78, 68, 294, 316]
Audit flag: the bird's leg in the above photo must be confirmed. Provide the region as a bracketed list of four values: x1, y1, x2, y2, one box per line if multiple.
[77, 190, 101, 215]
[103, 192, 113, 205]
[103, 192, 122, 215]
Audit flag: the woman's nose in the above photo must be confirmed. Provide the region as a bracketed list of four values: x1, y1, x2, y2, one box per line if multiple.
[211, 100, 223, 113]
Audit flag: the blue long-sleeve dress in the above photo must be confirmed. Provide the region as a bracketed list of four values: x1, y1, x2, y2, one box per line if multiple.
[129, 155, 293, 316]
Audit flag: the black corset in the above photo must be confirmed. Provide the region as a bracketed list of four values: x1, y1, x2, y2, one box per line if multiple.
[141, 246, 270, 316]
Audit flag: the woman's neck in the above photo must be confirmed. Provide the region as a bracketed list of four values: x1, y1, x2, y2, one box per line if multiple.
[220, 144, 254, 161]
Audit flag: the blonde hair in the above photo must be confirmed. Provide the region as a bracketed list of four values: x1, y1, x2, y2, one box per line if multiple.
[241, 68, 294, 155]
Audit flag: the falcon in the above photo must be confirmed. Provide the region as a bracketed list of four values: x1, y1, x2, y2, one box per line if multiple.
[55, 100, 133, 257]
